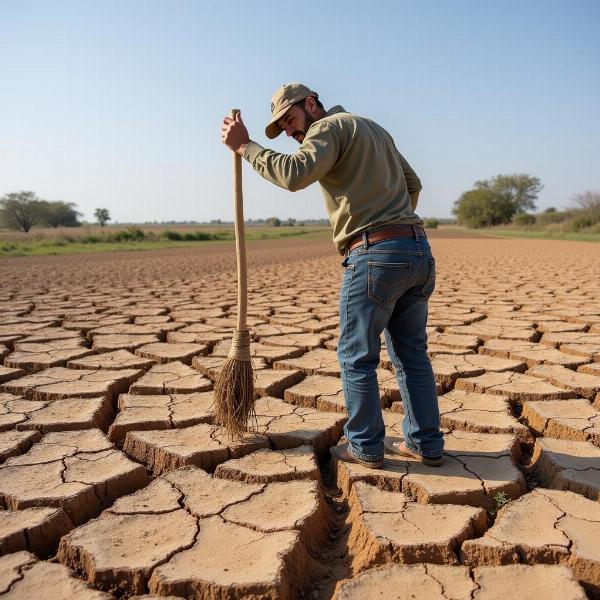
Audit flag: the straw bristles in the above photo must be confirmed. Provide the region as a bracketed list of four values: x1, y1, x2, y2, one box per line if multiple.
[213, 357, 256, 439]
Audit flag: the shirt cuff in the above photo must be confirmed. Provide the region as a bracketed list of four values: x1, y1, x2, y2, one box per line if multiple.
[242, 141, 264, 164]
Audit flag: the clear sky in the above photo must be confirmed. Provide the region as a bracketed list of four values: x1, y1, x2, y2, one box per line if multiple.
[1, 0, 599, 223]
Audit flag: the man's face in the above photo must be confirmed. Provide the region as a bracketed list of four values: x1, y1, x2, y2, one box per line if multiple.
[277, 101, 315, 143]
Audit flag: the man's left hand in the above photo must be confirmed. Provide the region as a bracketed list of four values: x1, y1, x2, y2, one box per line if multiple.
[221, 112, 250, 155]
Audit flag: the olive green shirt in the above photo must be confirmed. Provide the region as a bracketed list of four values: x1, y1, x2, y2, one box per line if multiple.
[243, 105, 423, 254]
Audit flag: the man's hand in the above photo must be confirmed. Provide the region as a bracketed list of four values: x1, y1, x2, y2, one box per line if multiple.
[221, 112, 250, 156]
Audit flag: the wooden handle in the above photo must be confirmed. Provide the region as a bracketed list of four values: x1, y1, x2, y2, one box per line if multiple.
[230, 109, 247, 332]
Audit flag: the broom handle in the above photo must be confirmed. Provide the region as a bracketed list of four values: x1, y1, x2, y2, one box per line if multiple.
[230, 109, 247, 332]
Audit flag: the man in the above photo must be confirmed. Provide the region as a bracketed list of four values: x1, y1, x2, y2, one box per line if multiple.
[221, 83, 444, 468]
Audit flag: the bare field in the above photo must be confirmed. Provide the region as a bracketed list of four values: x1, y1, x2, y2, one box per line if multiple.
[1, 231, 600, 599]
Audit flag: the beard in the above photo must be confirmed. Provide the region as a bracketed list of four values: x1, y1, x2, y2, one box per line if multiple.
[292, 107, 316, 141]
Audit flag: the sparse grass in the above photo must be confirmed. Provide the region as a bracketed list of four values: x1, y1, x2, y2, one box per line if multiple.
[0, 226, 330, 257]
[476, 228, 600, 242]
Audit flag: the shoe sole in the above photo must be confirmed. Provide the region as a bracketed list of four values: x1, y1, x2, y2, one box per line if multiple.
[331, 446, 385, 469]
[353, 457, 385, 469]
[384, 440, 443, 467]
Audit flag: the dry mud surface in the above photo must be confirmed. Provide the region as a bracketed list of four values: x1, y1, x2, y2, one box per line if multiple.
[1, 233, 600, 599]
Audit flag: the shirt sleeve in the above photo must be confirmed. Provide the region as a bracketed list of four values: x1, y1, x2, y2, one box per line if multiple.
[397, 152, 422, 210]
[242, 121, 340, 192]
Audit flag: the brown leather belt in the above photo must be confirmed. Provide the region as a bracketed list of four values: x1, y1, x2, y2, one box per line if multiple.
[344, 225, 426, 256]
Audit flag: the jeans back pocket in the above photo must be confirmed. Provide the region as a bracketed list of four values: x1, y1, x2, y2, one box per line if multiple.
[367, 260, 412, 306]
[420, 256, 436, 297]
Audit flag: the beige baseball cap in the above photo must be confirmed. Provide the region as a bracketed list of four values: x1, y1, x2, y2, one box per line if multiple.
[265, 83, 318, 139]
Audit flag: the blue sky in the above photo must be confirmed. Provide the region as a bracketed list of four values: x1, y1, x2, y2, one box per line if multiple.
[1, 0, 598, 223]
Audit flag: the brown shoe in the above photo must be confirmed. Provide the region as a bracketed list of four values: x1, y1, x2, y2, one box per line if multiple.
[384, 437, 443, 467]
[330, 442, 384, 469]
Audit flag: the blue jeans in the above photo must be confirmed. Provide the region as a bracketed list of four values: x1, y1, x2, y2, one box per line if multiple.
[337, 231, 444, 463]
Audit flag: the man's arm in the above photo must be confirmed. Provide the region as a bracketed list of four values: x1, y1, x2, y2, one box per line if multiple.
[221, 111, 340, 192]
[243, 122, 340, 192]
[398, 152, 422, 211]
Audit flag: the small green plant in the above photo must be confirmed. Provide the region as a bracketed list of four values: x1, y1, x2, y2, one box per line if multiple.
[490, 491, 511, 516]
[424, 218, 439, 229]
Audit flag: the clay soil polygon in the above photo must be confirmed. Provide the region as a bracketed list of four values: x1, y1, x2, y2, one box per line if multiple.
[580, 362, 600, 376]
[68, 349, 155, 371]
[346, 481, 487, 572]
[454, 370, 575, 402]
[333, 564, 587, 600]
[259, 332, 333, 351]
[274, 348, 341, 376]
[4, 339, 94, 373]
[0, 430, 41, 463]
[530, 437, 600, 501]
[0, 394, 113, 434]
[283, 372, 394, 412]
[0, 551, 113, 598]
[123, 422, 269, 474]
[128, 361, 211, 394]
[433, 389, 533, 440]
[0, 367, 142, 402]
[461, 489, 600, 596]
[334, 429, 525, 510]
[108, 392, 214, 443]
[58, 467, 327, 597]
[0, 507, 73, 557]
[479, 339, 590, 368]
[430, 353, 526, 391]
[253, 396, 346, 458]
[526, 363, 600, 400]
[0, 367, 26, 384]
[214, 446, 319, 483]
[522, 399, 600, 446]
[0, 429, 148, 524]
[135, 342, 208, 364]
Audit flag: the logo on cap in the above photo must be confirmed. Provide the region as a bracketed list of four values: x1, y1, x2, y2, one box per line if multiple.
[271, 102, 275, 114]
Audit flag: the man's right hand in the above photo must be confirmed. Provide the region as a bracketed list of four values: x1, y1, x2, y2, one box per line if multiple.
[221, 112, 250, 156]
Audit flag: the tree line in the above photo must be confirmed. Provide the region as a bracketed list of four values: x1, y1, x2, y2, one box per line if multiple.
[5, 181, 597, 234]
[453, 174, 599, 232]
[452, 174, 541, 228]
[0, 191, 111, 232]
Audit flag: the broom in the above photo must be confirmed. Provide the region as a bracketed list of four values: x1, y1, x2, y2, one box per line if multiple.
[213, 108, 255, 439]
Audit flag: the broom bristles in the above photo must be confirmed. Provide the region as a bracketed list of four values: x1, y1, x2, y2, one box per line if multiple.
[213, 353, 256, 440]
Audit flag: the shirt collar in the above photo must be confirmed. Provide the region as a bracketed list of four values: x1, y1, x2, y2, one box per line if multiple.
[325, 105, 346, 117]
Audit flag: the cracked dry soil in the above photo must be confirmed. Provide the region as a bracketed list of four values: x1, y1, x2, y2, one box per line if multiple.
[1, 233, 600, 598]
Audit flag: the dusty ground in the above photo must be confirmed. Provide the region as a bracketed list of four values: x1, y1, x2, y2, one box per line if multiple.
[1, 231, 600, 599]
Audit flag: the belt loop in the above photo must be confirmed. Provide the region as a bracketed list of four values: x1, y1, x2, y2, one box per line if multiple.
[361, 230, 368, 250]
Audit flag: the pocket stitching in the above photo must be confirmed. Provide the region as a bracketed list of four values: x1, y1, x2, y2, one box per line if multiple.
[367, 261, 412, 306]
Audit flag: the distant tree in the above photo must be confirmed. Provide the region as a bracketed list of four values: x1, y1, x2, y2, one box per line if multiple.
[544, 207, 557, 213]
[424, 218, 439, 229]
[0, 191, 46, 232]
[474, 174, 542, 214]
[266, 217, 281, 227]
[94, 208, 111, 227]
[453, 174, 543, 228]
[570, 190, 600, 230]
[572, 190, 600, 212]
[453, 189, 509, 227]
[40, 201, 82, 227]
[283, 218, 296, 227]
